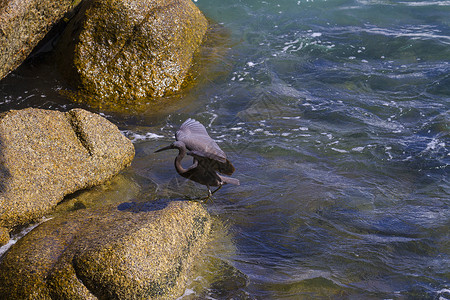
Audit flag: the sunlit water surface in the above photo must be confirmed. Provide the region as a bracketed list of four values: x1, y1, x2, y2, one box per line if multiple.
[1, 0, 449, 299]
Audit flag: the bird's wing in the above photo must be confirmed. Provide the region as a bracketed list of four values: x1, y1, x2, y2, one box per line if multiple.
[218, 174, 240, 186]
[176, 118, 227, 163]
[188, 150, 226, 165]
[190, 153, 235, 175]
[177, 118, 209, 138]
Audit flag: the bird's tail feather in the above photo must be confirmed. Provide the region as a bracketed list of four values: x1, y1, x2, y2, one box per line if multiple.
[219, 175, 240, 185]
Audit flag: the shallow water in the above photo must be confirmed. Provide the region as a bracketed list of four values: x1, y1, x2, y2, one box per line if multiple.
[1, 0, 449, 299]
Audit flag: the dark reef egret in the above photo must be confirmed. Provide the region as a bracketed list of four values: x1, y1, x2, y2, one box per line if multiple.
[155, 118, 239, 200]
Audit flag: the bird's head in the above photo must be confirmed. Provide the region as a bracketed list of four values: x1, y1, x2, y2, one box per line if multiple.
[154, 141, 186, 153]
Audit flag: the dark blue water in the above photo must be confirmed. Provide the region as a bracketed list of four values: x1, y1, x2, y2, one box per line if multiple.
[1, 0, 449, 298]
[167, 1, 448, 297]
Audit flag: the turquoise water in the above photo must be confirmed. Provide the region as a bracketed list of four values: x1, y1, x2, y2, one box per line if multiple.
[181, 1, 449, 297]
[1, 0, 449, 298]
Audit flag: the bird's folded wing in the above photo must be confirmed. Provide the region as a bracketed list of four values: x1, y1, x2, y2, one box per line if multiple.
[188, 150, 226, 164]
[188, 151, 236, 175]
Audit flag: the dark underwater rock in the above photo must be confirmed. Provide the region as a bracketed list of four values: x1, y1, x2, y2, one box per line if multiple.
[0, 108, 134, 245]
[0, 200, 211, 299]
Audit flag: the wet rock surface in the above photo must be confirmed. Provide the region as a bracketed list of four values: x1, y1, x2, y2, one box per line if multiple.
[0, 108, 135, 243]
[0, 226, 8, 245]
[58, 0, 208, 108]
[0, 200, 211, 299]
[0, 0, 77, 79]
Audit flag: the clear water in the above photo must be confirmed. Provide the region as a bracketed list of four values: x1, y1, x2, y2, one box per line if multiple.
[1, 0, 449, 299]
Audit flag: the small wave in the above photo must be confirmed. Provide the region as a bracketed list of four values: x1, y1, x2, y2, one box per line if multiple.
[121, 130, 165, 142]
[361, 25, 450, 44]
[437, 288, 450, 300]
[357, 0, 450, 6]
[331, 147, 349, 153]
[423, 138, 446, 153]
[352, 146, 366, 152]
[398, 1, 450, 6]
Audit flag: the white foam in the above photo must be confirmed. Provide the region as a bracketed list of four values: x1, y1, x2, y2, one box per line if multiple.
[399, 1, 450, 6]
[208, 113, 218, 128]
[0, 217, 51, 258]
[176, 288, 196, 300]
[425, 138, 445, 152]
[352, 146, 365, 152]
[0, 238, 17, 257]
[321, 133, 333, 139]
[285, 38, 300, 45]
[331, 147, 348, 153]
[282, 45, 293, 52]
[122, 131, 164, 142]
[437, 288, 450, 296]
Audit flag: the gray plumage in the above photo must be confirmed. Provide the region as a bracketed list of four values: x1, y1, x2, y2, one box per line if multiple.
[155, 118, 239, 199]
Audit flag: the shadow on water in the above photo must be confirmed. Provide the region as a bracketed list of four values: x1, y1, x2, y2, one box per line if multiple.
[0, 135, 10, 194]
[117, 198, 195, 213]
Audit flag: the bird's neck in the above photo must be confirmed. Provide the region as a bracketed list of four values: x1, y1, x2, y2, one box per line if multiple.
[174, 146, 188, 174]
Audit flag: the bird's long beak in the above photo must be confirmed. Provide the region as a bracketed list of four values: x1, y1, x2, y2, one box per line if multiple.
[154, 144, 173, 153]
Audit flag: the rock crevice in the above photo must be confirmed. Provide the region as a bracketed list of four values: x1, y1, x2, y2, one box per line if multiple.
[0, 108, 134, 244]
[67, 109, 94, 156]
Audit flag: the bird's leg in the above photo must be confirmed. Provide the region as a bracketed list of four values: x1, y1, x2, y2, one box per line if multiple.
[201, 187, 213, 203]
[183, 187, 212, 203]
[208, 187, 213, 197]
[210, 184, 223, 196]
[184, 184, 222, 204]
[201, 184, 223, 203]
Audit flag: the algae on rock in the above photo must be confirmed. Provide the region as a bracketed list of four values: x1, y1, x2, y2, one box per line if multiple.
[0, 201, 212, 299]
[58, 0, 208, 108]
[0, 108, 134, 245]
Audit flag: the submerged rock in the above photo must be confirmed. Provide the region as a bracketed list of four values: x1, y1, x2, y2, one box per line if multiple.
[58, 0, 208, 108]
[0, 200, 211, 299]
[0, 0, 78, 79]
[0, 108, 134, 244]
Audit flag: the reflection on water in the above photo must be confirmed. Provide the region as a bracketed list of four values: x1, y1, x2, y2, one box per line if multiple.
[1, 0, 449, 298]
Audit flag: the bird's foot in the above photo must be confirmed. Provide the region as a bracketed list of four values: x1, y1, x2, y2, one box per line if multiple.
[202, 190, 214, 204]
[184, 185, 222, 204]
[183, 194, 213, 203]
